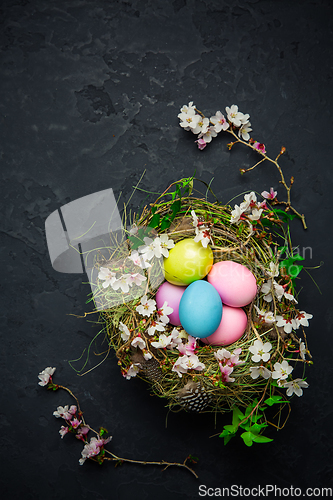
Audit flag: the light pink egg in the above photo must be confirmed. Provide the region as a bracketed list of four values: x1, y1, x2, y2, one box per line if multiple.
[202, 305, 248, 346]
[207, 260, 257, 307]
[155, 281, 187, 326]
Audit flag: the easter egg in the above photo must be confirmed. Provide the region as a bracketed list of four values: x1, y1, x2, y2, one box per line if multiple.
[202, 305, 248, 346]
[178, 280, 223, 338]
[155, 281, 187, 326]
[163, 238, 213, 286]
[207, 260, 257, 307]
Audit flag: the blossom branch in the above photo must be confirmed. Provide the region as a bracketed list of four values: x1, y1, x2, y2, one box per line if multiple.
[38, 367, 198, 478]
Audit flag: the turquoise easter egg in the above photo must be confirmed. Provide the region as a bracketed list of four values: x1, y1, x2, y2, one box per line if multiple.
[178, 280, 223, 338]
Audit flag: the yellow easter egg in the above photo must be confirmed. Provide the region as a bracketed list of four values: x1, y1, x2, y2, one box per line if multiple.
[163, 238, 213, 286]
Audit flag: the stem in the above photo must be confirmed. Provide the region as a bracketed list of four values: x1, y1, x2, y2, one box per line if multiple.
[226, 128, 307, 229]
[103, 453, 198, 478]
[53, 383, 198, 478]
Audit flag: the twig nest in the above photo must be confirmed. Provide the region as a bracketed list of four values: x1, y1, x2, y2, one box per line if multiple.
[102, 192, 311, 439]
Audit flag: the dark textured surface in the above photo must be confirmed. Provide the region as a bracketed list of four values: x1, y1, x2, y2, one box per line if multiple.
[1, 0, 332, 498]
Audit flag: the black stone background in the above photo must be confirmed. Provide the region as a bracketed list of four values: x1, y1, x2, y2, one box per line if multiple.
[1, 0, 332, 498]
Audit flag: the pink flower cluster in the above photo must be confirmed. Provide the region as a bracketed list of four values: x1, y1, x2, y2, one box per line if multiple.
[79, 435, 112, 465]
[53, 404, 90, 442]
[214, 348, 244, 384]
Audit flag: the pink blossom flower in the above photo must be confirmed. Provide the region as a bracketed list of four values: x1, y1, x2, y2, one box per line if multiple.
[261, 187, 277, 200]
[195, 137, 207, 150]
[59, 426, 69, 439]
[79, 436, 112, 465]
[71, 418, 82, 429]
[128, 273, 147, 287]
[177, 335, 196, 356]
[253, 141, 266, 154]
[76, 426, 90, 441]
[69, 405, 77, 415]
[219, 363, 235, 383]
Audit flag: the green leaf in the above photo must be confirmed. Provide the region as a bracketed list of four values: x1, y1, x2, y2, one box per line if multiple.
[241, 431, 254, 447]
[280, 254, 304, 279]
[252, 435, 274, 444]
[264, 395, 284, 406]
[273, 208, 299, 222]
[149, 213, 160, 228]
[160, 216, 171, 231]
[260, 218, 273, 227]
[170, 199, 181, 221]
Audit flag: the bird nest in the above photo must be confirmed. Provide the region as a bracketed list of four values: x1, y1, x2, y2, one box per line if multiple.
[97, 182, 311, 442]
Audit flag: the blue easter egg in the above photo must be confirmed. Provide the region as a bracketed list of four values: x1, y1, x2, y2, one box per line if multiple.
[178, 280, 223, 338]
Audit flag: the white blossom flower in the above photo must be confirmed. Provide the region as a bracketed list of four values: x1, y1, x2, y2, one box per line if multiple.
[240, 191, 257, 212]
[111, 274, 132, 293]
[225, 105, 248, 128]
[139, 235, 174, 260]
[261, 279, 284, 302]
[157, 301, 174, 324]
[249, 339, 272, 362]
[168, 328, 183, 348]
[282, 378, 309, 397]
[249, 365, 272, 380]
[142, 349, 152, 360]
[210, 111, 229, 132]
[238, 121, 252, 141]
[248, 208, 263, 221]
[53, 405, 72, 420]
[264, 311, 276, 324]
[151, 334, 172, 349]
[179, 101, 196, 115]
[191, 116, 209, 135]
[184, 354, 205, 372]
[124, 363, 140, 380]
[191, 210, 199, 227]
[275, 315, 297, 334]
[128, 273, 147, 287]
[272, 360, 293, 381]
[119, 321, 130, 341]
[267, 261, 279, 278]
[178, 109, 200, 131]
[158, 234, 175, 257]
[131, 335, 146, 350]
[38, 366, 56, 386]
[127, 251, 151, 269]
[147, 320, 166, 336]
[194, 227, 212, 247]
[284, 292, 298, 303]
[172, 355, 190, 378]
[295, 311, 313, 328]
[199, 126, 218, 143]
[214, 348, 232, 363]
[138, 237, 158, 260]
[136, 294, 156, 317]
[98, 267, 117, 288]
[230, 204, 243, 224]
[299, 340, 307, 360]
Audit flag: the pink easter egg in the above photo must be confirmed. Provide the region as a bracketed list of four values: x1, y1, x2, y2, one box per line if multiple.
[207, 260, 257, 307]
[202, 305, 248, 346]
[155, 281, 187, 326]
